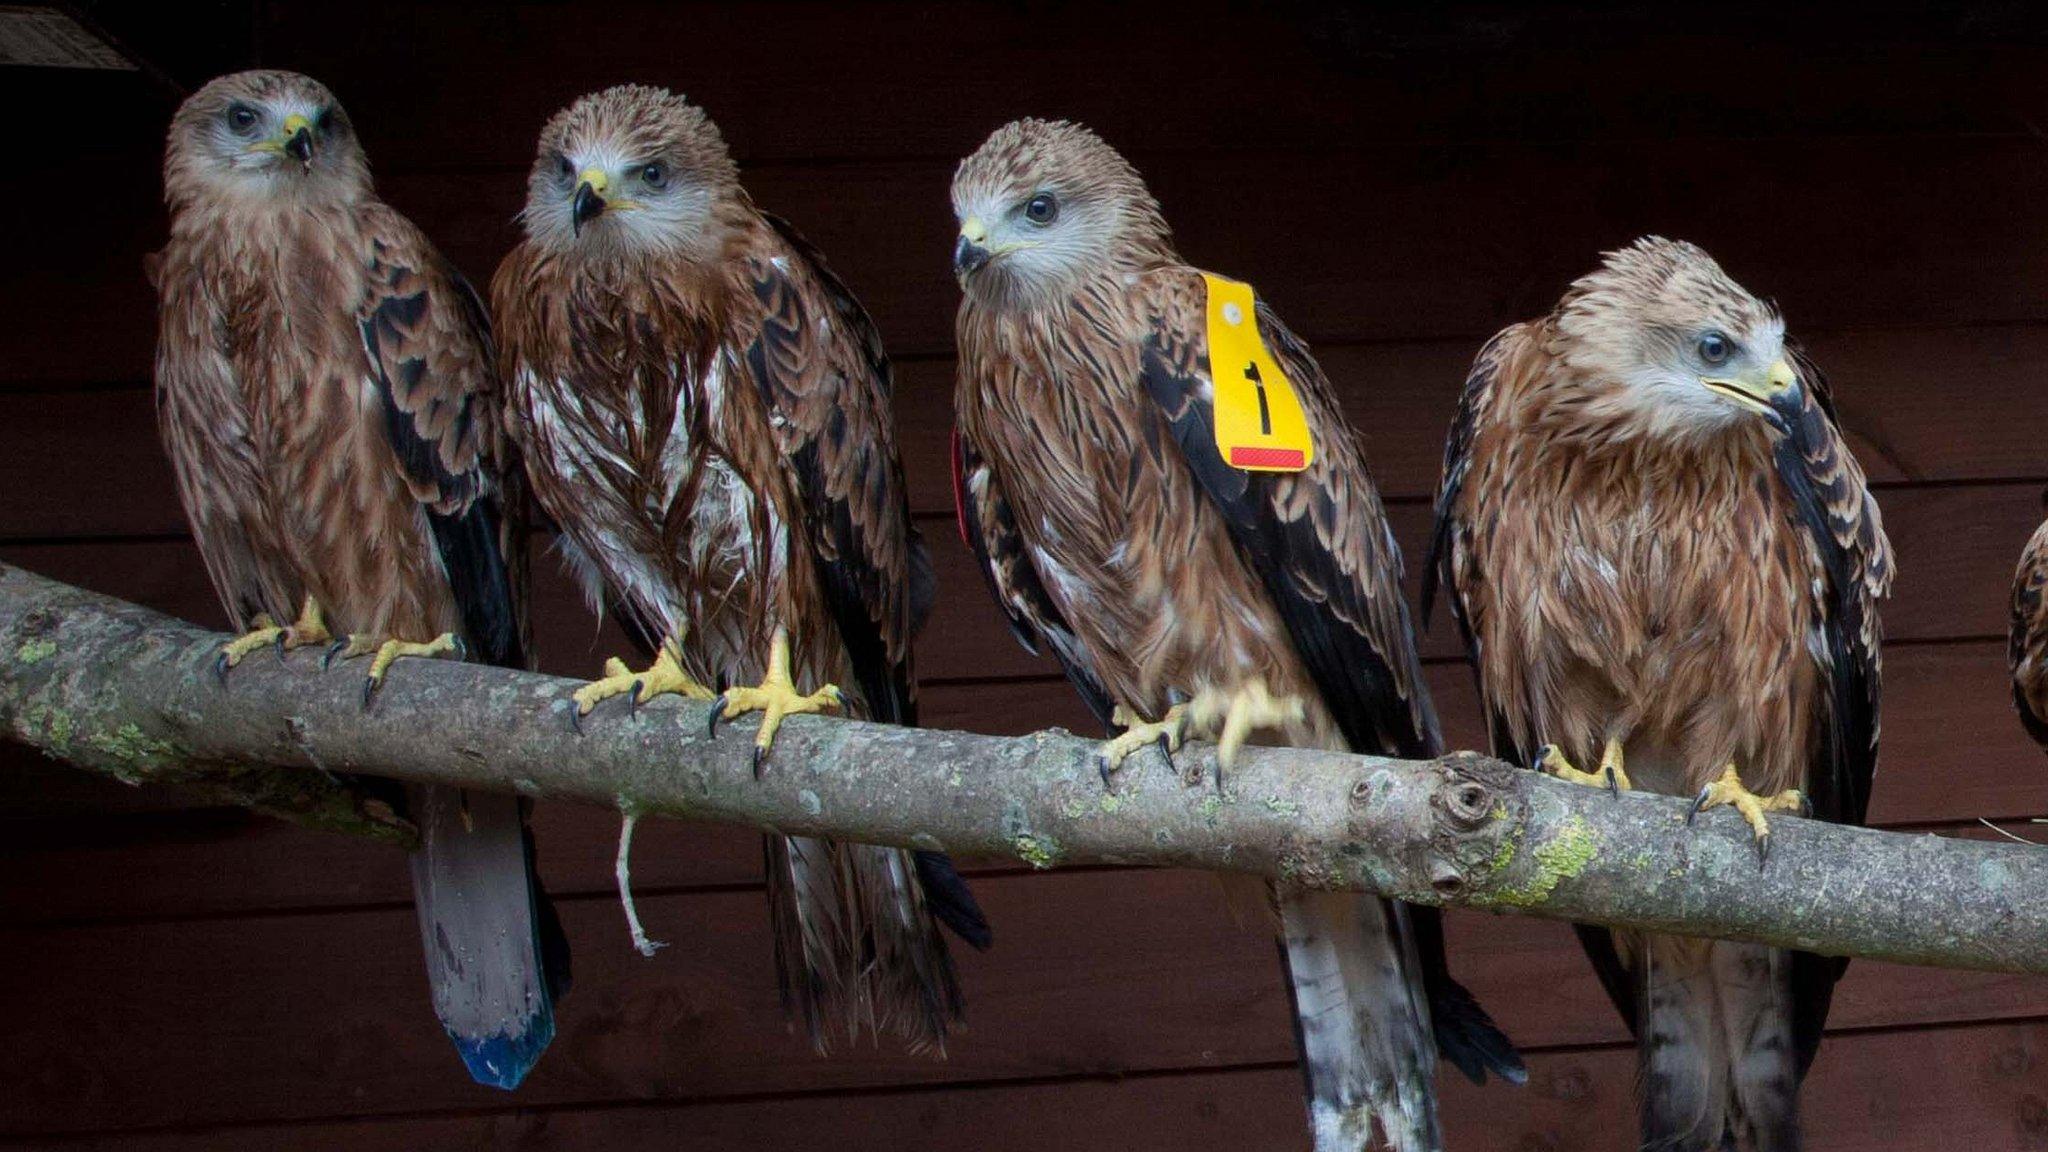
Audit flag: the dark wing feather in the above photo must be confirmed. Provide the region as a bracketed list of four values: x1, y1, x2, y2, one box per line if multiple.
[740, 213, 923, 725]
[1138, 288, 1437, 759]
[1765, 367, 1892, 1075]
[951, 428, 1116, 730]
[2010, 517, 2048, 748]
[356, 217, 525, 669]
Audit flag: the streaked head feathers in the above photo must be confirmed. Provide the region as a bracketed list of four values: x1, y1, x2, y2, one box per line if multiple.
[519, 84, 742, 261]
[950, 119, 1173, 306]
[165, 70, 367, 211]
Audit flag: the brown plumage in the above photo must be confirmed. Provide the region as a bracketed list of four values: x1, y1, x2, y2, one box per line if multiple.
[154, 70, 563, 1089]
[1427, 237, 1892, 1150]
[2010, 515, 2048, 747]
[951, 119, 1520, 1152]
[492, 85, 981, 1053]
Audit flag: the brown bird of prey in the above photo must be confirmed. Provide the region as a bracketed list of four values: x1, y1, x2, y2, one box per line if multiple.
[1427, 237, 1892, 1150]
[491, 85, 987, 1052]
[951, 119, 1522, 1152]
[154, 70, 566, 1088]
[2010, 515, 2048, 748]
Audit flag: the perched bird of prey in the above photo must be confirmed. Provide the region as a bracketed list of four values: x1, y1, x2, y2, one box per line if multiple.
[153, 70, 567, 1088]
[1427, 237, 1892, 1150]
[950, 118, 1521, 1152]
[491, 85, 988, 1051]
[2010, 515, 2048, 748]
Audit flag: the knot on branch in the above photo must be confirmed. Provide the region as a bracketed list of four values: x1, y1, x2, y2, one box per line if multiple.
[1419, 751, 1525, 901]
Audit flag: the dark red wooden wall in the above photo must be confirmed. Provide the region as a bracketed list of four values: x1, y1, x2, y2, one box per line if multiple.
[3, 3, 2047, 1148]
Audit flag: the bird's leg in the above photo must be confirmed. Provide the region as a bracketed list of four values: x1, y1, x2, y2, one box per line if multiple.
[1686, 763, 1809, 866]
[325, 627, 466, 707]
[1181, 680, 1309, 795]
[1096, 702, 1192, 788]
[215, 596, 334, 680]
[1536, 738, 1632, 796]
[708, 626, 843, 778]
[569, 634, 715, 730]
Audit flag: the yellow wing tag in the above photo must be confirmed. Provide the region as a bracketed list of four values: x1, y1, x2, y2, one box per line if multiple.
[1202, 273, 1315, 473]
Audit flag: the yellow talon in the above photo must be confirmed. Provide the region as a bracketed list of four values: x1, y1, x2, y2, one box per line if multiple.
[710, 627, 842, 776]
[216, 597, 333, 679]
[325, 629, 464, 706]
[1097, 703, 1190, 785]
[1687, 763, 1807, 865]
[571, 638, 716, 725]
[1537, 738, 1631, 794]
[1182, 680, 1308, 793]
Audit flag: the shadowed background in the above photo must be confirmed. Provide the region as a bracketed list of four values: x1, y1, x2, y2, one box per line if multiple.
[2, 2, 2046, 1148]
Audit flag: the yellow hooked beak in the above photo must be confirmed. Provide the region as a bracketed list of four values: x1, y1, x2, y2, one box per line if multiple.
[1701, 357, 1797, 415]
[572, 167, 614, 235]
[251, 113, 315, 165]
[954, 215, 993, 275]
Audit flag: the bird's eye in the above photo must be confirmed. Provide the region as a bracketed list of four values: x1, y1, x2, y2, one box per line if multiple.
[555, 154, 573, 178]
[1697, 331, 1733, 365]
[1023, 192, 1059, 225]
[226, 104, 259, 134]
[640, 163, 668, 189]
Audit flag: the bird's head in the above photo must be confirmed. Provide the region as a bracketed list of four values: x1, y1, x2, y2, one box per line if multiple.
[520, 84, 740, 263]
[1552, 236, 1799, 441]
[165, 71, 366, 207]
[950, 119, 1173, 308]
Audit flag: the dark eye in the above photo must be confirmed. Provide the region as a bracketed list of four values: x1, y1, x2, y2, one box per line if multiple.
[1697, 331, 1733, 365]
[1023, 192, 1059, 225]
[640, 163, 668, 188]
[555, 153, 573, 178]
[226, 104, 259, 133]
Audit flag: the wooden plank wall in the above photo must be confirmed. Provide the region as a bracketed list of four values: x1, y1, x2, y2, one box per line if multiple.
[4, 3, 2047, 1148]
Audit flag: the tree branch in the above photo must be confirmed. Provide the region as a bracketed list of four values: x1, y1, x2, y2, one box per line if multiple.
[1, 561, 2043, 973]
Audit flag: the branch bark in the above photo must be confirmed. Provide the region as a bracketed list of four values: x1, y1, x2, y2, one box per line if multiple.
[2, 561, 2043, 973]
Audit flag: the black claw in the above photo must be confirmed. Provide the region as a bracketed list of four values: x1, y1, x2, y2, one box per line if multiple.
[361, 677, 377, 710]
[707, 693, 730, 736]
[213, 651, 231, 686]
[1214, 761, 1227, 798]
[626, 679, 643, 719]
[1532, 744, 1554, 772]
[274, 633, 289, 662]
[1096, 753, 1114, 790]
[1686, 788, 1711, 826]
[1756, 834, 1773, 869]
[751, 744, 766, 780]
[1157, 733, 1172, 758]
[1798, 794, 1814, 819]
[452, 635, 470, 662]
[1605, 767, 1621, 799]
[569, 704, 584, 735]
[323, 639, 348, 670]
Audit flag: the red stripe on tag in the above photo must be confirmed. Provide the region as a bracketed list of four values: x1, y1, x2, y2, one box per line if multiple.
[1229, 446, 1306, 469]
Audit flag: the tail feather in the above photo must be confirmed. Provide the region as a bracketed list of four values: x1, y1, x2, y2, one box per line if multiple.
[913, 849, 992, 951]
[850, 844, 966, 1052]
[764, 833, 854, 1050]
[1406, 905, 1525, 1085]
[406, 784, 560, 1090]
[1279, 890, 1442, 1152]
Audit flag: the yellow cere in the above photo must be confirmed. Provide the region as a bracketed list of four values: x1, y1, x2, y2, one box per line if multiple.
[1201, 273, 1314, 473]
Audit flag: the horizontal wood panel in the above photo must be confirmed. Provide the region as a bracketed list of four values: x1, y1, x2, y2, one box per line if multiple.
[2, 863, 2043, 1135]
[36, 1012, 2048, 1147]
[14, 321, 2048, 543]
[254, 2, 2048, 170]
[32, 1016, 2048, 1152]
[25, 135, 2048, 389]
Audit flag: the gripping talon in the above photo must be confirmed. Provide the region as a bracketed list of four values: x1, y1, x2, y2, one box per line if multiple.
[361, 676, 377, 710]
[1687, 787, 1711, 825]
[213, 651, 230, 685]
[626, 679, 644, 719]
[751, 744, 765, 780]
[708, 693, 729, 736]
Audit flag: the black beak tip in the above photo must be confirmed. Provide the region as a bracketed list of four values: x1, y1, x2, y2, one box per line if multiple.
[953, 237, 990, 276]
[572, 184, 606, 235]
[284, 128, 313, 166]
